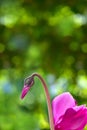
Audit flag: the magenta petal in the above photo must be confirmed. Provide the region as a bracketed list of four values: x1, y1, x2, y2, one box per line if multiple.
[21, 85, 30, 99]
[57, 105, 87, 130]
[52, 92, 76, 124]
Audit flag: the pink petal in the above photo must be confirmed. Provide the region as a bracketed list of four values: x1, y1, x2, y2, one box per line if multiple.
[21, 85, 30, 99]
[52, 92, 76, 124]
[57, 105, 87, 130]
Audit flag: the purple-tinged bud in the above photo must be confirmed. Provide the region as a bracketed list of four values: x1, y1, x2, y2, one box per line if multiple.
[21, 76, 34, 99]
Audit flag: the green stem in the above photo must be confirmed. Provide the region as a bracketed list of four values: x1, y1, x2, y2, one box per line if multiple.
[32, 73, 55, 130]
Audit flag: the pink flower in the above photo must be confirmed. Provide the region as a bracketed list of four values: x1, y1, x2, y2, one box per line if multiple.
[21, 74, 87, 130]
[52, 92, 87, 130]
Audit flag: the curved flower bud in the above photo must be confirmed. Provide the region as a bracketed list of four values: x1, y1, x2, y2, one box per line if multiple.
[21, 76, 34, 99]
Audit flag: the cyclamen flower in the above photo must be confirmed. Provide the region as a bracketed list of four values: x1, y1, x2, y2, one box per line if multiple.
[21, 73, 87, 130]
[52, 92, 87, 130]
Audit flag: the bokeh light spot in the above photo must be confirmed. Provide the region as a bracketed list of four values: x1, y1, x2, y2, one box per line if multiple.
[81, 43, 87, 53]
[0, 43, 5, 53]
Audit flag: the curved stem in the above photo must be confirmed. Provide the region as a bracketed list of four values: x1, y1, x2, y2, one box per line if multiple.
[32, 73, 55, 130]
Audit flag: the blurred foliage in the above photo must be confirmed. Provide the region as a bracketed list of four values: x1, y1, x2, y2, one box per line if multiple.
[0, 0, 87, 129]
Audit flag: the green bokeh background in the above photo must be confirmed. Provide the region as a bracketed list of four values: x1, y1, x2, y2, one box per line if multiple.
[0, 0, 87, 129]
